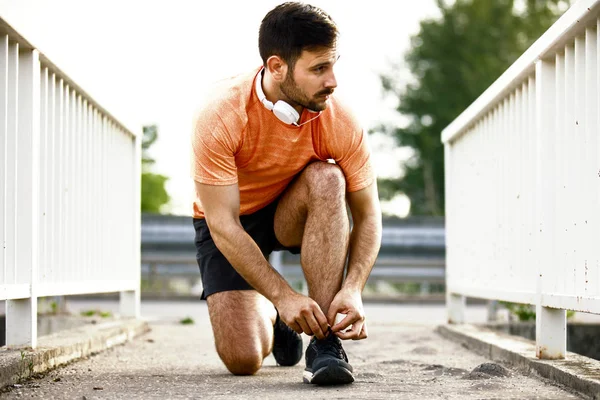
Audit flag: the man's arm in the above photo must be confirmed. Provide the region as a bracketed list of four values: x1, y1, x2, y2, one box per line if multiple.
[327, 181, 382, 339]
[196, 181, 330, 339]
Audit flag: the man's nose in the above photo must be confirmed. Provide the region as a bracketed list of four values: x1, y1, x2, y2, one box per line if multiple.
[325, 71, 337, 89]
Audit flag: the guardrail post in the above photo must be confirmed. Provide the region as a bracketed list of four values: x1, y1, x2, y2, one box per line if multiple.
[534, 57, 565, 359]
[536, 304, 566, 359]
[447, 292, 465, 324]
[486, 300, 499, 322]
[120, 127, 141, 318]
[120, 290, 139, 317]
[444, 140, 465, 324]
[6, 48, 40, 348]
[0, 35, 6, 307]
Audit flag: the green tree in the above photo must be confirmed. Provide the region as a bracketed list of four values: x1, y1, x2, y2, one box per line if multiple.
[141, 124, 170, 213]
[378, 0, 569, 216]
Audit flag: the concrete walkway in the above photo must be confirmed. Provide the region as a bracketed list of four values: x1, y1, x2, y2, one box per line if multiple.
[2, 301, 590, 399]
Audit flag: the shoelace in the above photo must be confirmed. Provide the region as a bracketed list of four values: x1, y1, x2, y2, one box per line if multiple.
[314, 331, 345, 360]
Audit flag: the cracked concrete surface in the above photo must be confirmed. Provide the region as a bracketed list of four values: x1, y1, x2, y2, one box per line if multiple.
[2, 302, 588, 399]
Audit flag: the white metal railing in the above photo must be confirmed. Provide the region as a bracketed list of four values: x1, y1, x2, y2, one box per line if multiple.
[0, 17, 141, 348]
[443, 0, 599, 360]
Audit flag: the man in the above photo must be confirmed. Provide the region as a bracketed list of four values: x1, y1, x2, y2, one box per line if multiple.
[191, 2, 382, 385]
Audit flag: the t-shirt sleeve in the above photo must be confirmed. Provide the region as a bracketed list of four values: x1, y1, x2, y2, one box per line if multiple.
[338, 129, 375, 192]
[191, 105, 240, 185]
[328, 104, 376, 192]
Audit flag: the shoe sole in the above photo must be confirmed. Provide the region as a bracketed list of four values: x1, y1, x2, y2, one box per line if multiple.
[303, 361, 354, 385]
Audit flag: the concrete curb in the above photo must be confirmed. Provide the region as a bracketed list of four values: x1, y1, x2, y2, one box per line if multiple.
[0, 318, 149, 390]
[436, 324, 600, 400]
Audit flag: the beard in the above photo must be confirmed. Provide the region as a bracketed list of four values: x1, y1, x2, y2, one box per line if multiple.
[280, 71, 333, 112]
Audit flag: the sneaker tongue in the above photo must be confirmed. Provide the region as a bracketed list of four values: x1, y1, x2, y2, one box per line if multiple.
[315, 334, 345, 358]
[311, 331, 335, 345]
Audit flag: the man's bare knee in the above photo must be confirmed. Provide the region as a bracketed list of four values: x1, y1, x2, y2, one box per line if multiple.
[206, 291, 275, 376]
[218, 347, 263, 376]
[303, 162, 346, 201]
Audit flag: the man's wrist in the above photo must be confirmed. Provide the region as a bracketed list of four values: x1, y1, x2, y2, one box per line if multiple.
[270, 283, 296, 306]
[341, 281, 362, 294]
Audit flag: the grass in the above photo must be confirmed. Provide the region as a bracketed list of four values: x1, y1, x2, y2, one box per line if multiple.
[80, 310, 96, 317]
[501, 302, 576, 321]
[80, 310, 113, 318]
[17, 350, 34, 383]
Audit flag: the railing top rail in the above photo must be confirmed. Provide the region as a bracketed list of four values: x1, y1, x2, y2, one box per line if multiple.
[441, 0, 600, 144]
[0, 16, 138, 138]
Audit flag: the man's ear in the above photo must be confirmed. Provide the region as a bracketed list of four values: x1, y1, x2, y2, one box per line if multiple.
[266, 55, 288, 83]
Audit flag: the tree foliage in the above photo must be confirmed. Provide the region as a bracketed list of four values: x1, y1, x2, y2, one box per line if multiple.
[141, 125, 170, 213]
[379, 0, 569, 216]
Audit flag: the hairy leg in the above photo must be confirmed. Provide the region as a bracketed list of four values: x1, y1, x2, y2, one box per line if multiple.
[274, 162, 350, 315]
[206, 290, 277, 375]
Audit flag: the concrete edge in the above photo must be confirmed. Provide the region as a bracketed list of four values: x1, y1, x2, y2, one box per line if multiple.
[0, 318, 150, 390]
[436, 324, 600, 400]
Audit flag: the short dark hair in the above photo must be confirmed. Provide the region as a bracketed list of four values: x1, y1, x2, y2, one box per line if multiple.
[258, 2, 338, 68]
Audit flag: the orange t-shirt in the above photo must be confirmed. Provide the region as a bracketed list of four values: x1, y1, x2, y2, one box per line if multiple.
[191, 67, 374, 218]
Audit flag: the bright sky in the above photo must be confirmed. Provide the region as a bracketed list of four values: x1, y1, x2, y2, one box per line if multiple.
[0, 0, 439, 216]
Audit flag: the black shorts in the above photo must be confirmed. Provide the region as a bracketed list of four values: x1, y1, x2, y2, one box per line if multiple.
[193, 200, 300, 300]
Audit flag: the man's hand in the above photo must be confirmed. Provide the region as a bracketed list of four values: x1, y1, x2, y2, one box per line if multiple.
[327, 288, 368, 340]
[276, 292, 330, 340]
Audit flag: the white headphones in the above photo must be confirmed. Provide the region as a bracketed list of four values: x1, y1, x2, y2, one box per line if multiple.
[255, 69, 321, 126]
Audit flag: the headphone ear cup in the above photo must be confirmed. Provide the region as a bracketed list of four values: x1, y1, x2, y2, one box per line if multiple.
[272, 101, 300, 125]
[255, 69, 299, 124]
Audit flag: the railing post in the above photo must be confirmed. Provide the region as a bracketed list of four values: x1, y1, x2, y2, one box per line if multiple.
[487, 300, 499, 322]
[120, 290, 139, 318]
[6, 48, 41, 348]
[0, 35, 7, 303]
[444, 142, 465, 324]
[120, 129, 141, 318]
[534, 57, 565, 359]
[447, 292, 465, 324]
[536, 303, 566, 359]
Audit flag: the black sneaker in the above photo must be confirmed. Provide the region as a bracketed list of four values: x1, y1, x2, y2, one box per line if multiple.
[272, 313, 303, 366]
[303, 332, 354, 385]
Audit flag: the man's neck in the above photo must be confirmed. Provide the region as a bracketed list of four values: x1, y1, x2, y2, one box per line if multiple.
[261, 69, 303, 115]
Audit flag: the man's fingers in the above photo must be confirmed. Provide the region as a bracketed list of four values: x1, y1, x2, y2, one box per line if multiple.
[335, 319, 363, 340]
[296, 318, 313, 336]
[306, 313, 326, 340]
[333, 318, 368, 340]
[326, 306, 338, 327]
[315, 309, 330, 336]
[288, 321, 303, 334]
[335, 324, 360, 340]
[355, 321, 368, 340]
[331, 312, 358, 333]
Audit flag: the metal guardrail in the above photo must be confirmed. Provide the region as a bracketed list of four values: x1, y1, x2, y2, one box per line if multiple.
[141, 214, 446, 295]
